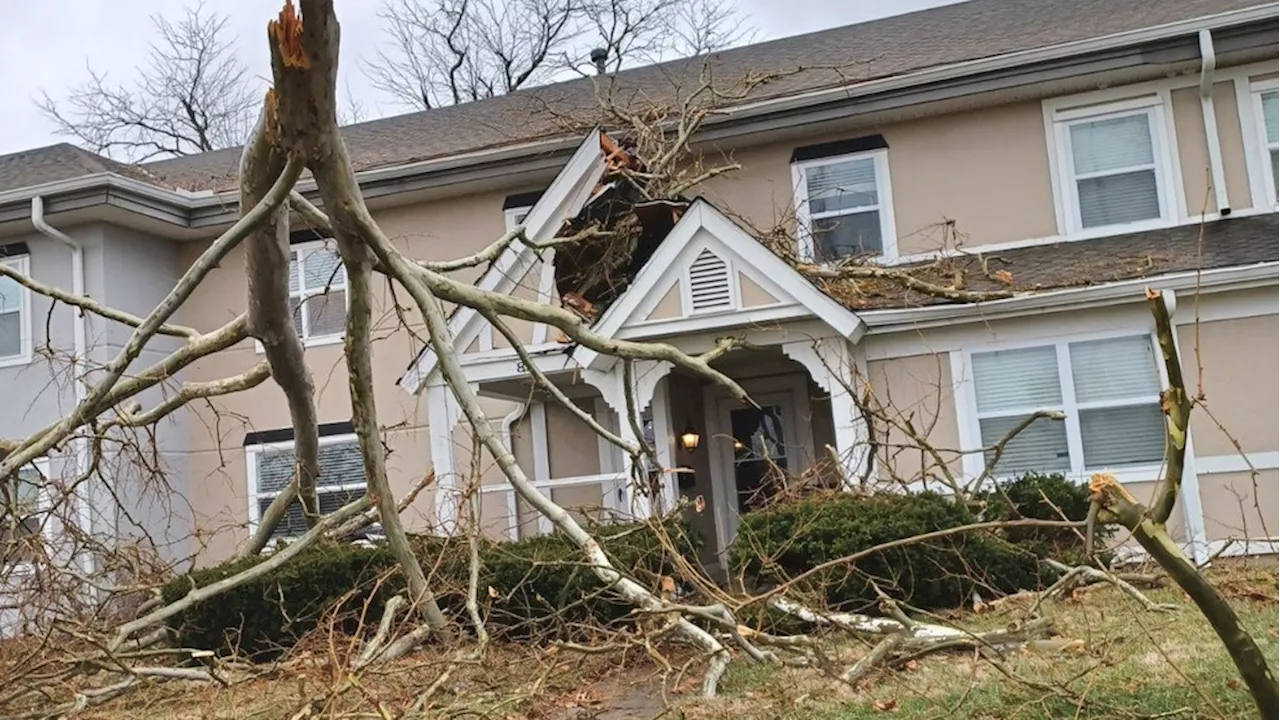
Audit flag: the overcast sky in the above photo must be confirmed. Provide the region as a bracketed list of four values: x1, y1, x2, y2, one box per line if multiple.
[0, 0, 957, 156]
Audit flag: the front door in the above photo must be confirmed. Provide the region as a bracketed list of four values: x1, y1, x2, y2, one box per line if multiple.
[705, 376, 814, 559]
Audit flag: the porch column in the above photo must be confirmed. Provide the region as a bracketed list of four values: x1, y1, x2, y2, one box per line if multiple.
[582, 360, 674, 519]
[782, 339, 870, 488]
[426, 378, 465, 532]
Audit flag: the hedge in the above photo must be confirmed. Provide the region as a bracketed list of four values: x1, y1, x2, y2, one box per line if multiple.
[977, 472, 1115, 566]
[160, 540, 403, 659]
[729, 473, 1101, 614]
[162, 520, 699, 657]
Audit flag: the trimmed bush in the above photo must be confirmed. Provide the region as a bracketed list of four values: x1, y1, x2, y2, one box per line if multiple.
[162, 520, 699, 657]
[729, 491, 1042, 613]
[978, 472, 1114, 566]
[483, 519, 700, 639]
[161, 541, 401, 659]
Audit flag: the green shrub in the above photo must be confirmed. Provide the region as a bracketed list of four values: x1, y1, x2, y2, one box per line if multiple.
[161, 541, 401, 659]
[482, 519, 700, 639]
[162, 520, 700, 656]
[978, 472, 1114, 566]
[729, 491, 1043, 614]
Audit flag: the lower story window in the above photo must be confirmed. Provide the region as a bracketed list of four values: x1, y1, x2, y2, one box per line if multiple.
[2, 461, 46, 564]
[969, 334, 1165, 477]
[249, 436, 368, 539]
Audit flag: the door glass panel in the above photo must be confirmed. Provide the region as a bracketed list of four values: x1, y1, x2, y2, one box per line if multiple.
[730, 405, 787, 514]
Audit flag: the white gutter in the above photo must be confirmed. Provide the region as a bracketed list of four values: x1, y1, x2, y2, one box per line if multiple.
[861, 262, 1279, 330]
[30, 197, 95, 575]
[1199, 29, 1232, 216]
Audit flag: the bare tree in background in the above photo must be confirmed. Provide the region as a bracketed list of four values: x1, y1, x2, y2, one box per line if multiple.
[366, 0, 752, 110]
[37, 2, 258, 161]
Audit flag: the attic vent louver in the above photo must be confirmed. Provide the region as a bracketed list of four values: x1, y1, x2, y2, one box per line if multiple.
[687, 249, 732, 313]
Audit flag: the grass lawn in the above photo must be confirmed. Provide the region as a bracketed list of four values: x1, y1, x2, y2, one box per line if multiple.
[61, 559, 1279, 719]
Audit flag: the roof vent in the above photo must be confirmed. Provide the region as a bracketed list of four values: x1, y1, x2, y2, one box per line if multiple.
[589, 48, 608, 75]
[687, 249, 732, 313]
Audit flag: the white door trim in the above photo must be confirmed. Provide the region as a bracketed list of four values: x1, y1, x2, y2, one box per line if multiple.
[703, 373, 814, 559]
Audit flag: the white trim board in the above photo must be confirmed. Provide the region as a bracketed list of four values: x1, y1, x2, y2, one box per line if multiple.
[573, 199, 865, 371]
[400, 129, 607, 394]
[1195, 451, 1280, 475]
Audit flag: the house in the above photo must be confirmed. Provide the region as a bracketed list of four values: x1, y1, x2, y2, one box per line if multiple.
[0, 0, 1275, 579]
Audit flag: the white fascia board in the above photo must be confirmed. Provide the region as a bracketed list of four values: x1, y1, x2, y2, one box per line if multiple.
[861, 262, 1280, 332]
[572, 199, 864, 370]
[399, 129, 606, 394]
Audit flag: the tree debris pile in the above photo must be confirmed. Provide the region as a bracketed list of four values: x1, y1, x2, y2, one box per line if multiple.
[552, 132, 690, 315]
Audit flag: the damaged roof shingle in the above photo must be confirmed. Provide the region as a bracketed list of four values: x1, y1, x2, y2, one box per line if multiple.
[820, 214, 1280, 311]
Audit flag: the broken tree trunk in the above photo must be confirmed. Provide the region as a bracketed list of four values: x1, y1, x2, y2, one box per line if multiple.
[240, 89, 322, 554]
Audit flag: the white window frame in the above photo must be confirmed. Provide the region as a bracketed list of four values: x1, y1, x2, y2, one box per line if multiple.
[1046, 95, 1180, 237]
[956, 330, 1167, 486]
[1248, 78, 1278, 208]
[245, 433, 368, 539]
[792, 148, 898, 262]
[5, 456, 53, 574]
[0, 255, 33, 368]
[505, 205, 533, 232]
[288, 239, 348, 347]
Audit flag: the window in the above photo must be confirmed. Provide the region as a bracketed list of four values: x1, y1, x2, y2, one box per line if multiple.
[968, 335, 1165, 478]
[1047, 95, 1176, 234]
[794, 149, 895, 261]
[2, 459, 48, 566]
[505, 206, 532, 232]
[1054, 104, 1171, 232]
[1253, 86, 1278, 202]
[248, 436, 368, 539]
[0, 256, 31, 364]
[288, 242, 347, 343]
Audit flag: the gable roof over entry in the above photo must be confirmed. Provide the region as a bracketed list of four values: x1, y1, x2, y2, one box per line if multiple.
[571, 199, 864, 370]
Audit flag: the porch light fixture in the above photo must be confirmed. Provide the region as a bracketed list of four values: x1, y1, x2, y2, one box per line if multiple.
[679, 422, 701, 452]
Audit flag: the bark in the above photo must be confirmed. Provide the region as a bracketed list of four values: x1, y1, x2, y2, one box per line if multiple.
[267, 0, 450, 634]
[1092, 291, 1278, 719]
[264, 4, 735, 679]
[240, 91, 322, 554]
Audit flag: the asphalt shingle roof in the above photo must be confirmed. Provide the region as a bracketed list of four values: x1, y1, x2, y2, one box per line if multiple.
[819, 214, 1280, 310]
[0, 0, 1263, 194]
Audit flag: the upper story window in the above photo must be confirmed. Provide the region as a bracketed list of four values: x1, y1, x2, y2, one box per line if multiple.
[248, 432, 369, 540]
[0, 255, 31, 365]
[1051, 101, 1173, 233]
[794, 149, 895, 262]
[505, 206, 532, 232]
[503, 190, 543, 233]
[288, 241, 347, 343]
[1252, 83, 1278, 202]
[967, 334, 1165, 479]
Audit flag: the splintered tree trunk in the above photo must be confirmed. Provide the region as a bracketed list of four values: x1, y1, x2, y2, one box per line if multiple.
[1093, 290, 1278, 719]
[265, 0, 450, 634]
[240, 89, 322, 554]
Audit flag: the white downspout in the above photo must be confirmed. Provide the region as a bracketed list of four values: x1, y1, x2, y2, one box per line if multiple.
[30, 197, 95, 574]
[1198, 29, 1231, 217]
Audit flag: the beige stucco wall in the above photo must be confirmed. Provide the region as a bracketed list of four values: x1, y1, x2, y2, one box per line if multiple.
[738, 273, 781, 308]
[180, 189, 514, 562]
[1171, 82, 1253, 215]
[645, 283, 682, 320]
[1199, 470, 1279, 542]
[701, 100, 1059, 255]
[1180, 315, 1279, 457]
[864, 352, 962, 485]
